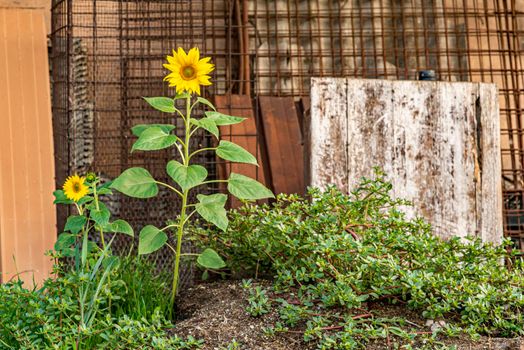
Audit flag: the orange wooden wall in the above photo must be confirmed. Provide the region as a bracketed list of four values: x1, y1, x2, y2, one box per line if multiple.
[0, 7, 56, 286]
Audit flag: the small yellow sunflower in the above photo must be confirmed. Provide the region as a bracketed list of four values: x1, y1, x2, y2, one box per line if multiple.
[63, 174, 89, 202]
[163, 47, 214, 95]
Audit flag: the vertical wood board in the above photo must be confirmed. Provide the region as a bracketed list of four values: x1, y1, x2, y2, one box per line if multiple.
[259, 96, 304, 195]
[309, 78, 502, 243]
[0, 8, 56, 285]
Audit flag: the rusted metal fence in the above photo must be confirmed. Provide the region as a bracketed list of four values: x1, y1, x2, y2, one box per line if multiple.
[51, 0, 524, 275]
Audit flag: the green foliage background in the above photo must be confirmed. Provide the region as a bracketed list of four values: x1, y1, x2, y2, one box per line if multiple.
[193, 171, 524, 349]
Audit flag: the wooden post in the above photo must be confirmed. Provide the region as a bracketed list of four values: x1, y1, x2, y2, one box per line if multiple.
[308, 78, 502, 243]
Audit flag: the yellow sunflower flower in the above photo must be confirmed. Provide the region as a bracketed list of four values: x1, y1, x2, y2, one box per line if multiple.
[63, 174, 89, 202]
[163, 47, 214, 95]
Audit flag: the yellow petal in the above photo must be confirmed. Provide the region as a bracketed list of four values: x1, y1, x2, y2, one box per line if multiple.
[177, 47, 188, 66]
[187, 47, 200, 64]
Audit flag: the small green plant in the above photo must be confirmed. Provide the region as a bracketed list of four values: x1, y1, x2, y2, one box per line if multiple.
[53, 173, 134, 330]
[0, 275, 201, 350]
[194, 170, 524, 348]
[110, 254, 172, 319]
[246, 286, 271, 317]
[3, 173, 187, 349]
[220, 339, 241, 350]
[109, 47, 273, 313]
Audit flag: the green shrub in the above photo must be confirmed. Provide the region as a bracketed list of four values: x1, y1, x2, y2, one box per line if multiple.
[0, 257, 198, 350]
[193, 170, 524, 348]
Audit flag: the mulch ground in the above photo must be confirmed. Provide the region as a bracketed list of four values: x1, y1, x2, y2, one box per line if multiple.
[173, 280, 523, 350]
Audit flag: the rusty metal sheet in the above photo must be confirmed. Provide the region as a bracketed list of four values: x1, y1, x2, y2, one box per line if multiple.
[259, 96, 304, 195]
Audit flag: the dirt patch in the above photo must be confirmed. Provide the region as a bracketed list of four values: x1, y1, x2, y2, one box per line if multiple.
[173, 280, 523, 350]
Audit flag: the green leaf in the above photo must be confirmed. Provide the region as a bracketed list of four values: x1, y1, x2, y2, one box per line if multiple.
[109, 219, 134, 237]
[196, 97, 216, 111]
[166, 160, 208, 192]
[175, 92, 190, 100]
[195, 193, 228, 231]
[111, 167, 158, 198]
[205, 111, 246, 125]
[131, 124, 176, 137]
[53, 190, 73, 205]
[64, 215, 87, 234]
[131, 127, 178, 152]
[90, 202, 111, 226]
[191, 118, 219, 138]
[143, 97, 176, 113]
[228, 173, 274, 200]
[138, 225, 167, 255]
[97, 188, 113, 195]
[77, 196, 93, 205]
[216, 140, 258, 165]
[54, 233, 76, 251]
[197, 248, 226, 269]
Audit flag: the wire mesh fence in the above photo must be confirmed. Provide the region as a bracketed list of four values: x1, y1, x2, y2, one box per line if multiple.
[51, 0, 524, 284]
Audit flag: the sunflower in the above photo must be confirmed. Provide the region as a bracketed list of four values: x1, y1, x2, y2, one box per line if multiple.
[163, 47, 214, 95]
[63, 174, 89, 202]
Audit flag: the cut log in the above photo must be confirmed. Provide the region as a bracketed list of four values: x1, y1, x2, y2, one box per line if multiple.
[308, 78, 502, 243]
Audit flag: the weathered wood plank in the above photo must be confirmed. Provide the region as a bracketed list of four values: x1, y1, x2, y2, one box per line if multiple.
[345, 80, 394, 192]
[309, 78, 502, 243]
[309, 78, 349, 190]
[259, 96, 304, 195]
[478, 84, 502, 243]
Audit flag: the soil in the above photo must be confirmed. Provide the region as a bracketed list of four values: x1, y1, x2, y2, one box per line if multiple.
[173, 280, 523, 350]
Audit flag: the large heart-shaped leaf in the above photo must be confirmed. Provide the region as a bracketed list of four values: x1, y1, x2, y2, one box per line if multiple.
[131, 124, 176, 137]
[90, 202, 111, 226]
[138, 225, 167, 255]
[166, 160, 208, 192]
[109, 219, 134, 237]
[205, 111, 246, 126]
[143, 97, 176, 113]
[111, 167, 158, 198]
[216, 141, 257, 165]
[228, 173, 274, 200]
[64, 215, 87, 234]
[195, 193, 228, 231]
[197, 248, 226, 269]
[131, 127, 178, 152]
[190, 118, 219, 138]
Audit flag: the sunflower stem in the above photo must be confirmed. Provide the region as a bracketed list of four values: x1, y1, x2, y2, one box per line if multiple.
[170, 94, 192, 319]
[92, 180, 106, 250]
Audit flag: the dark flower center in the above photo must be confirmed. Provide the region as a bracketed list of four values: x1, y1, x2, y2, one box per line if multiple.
[182, 66, 196, 80]
[73, 182, 81, 192]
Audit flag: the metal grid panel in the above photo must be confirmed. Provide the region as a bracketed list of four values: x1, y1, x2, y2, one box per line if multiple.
[246, 0, 524, 249]
[51, 0, 524, 274]
[50, 0, 235, 285]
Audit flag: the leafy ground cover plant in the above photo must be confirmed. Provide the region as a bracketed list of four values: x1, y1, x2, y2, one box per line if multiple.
[0, 269, 201, 350]
[109, 47, 273, 312]
[193, 170, 524, 349]
[0, 174, 197, 349]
